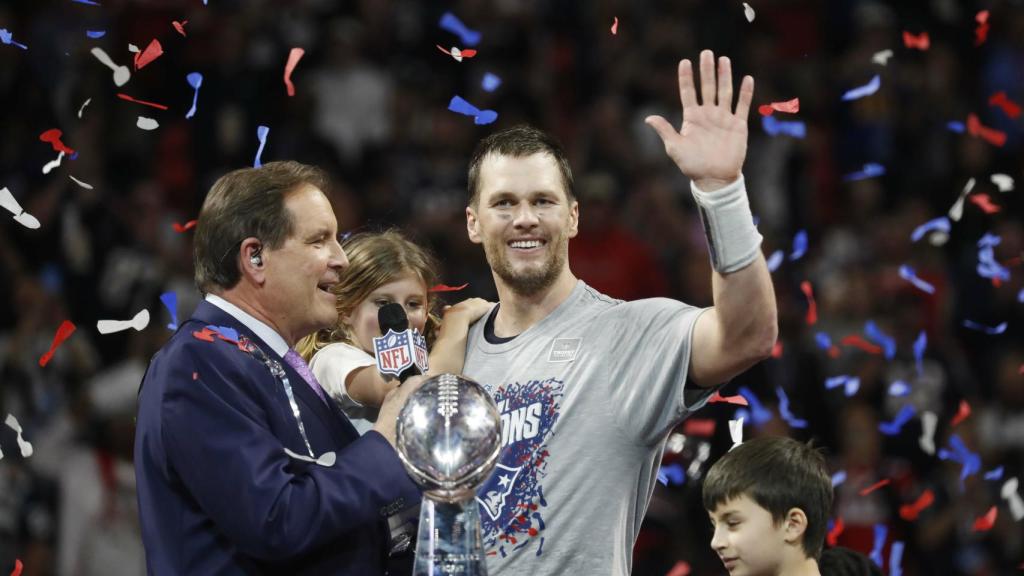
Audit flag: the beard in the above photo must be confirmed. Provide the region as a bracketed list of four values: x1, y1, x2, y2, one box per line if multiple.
[484, 236, 568, 297]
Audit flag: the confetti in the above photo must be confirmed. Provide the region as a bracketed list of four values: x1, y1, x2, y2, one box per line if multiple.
[448, 95, 498, 125]
[435, 45, 478, 62]
[962, 319, 1007, 335]
[789, 230, 807, 260]
[78, 98, 91, 119]
[975, 10, 991, 46]
[682, 418, 716, 437]
[0, 28, 28, 50]
[742, 3, 755, 22]
[42, 152, 65, 175]
[97, 309, 150, 334]
[0, 187, 41, 230]
[899, 489, 935, 521]
[841, 74, 881, 102]
[966, 113, 1007, 147]
[160, 291, 179, 330]
[910, 216, 950, 244]
[776, 386, 807, 428]
[610, 17, 618, 35]
[172, 219, 197, 233]
[283, 48, 304, 96]
[869, 524, 887, 566]
[842, 163, 885, 182]
[283, 446, 336, 467]
[186, 72, 203, 118]
[919, 411, 937, 455]
[737, 386, 773, 426]
[948, 178, 974, 222]
[890, 541, 905, 576]
[902, 31, 930, 50]
[766, 249, 784, 272]
[985, 467, 1004, 481]
[117, 93, 169, 110]
[134, 38, 163, 70]
[72, 0, 101, 4]
[831, 471, 847, 488]
[826, 517, 844, 547]
[657, 463, 685, 486]
[254, 125, 270, 167]
[888, 380, 910, 396]
[879, 405, 916, 436]
[761, 115, 806, 138]
[990, 173, 1014, 192]
[666, 560, 691, 576]
[860, 478, 891, 496]
[899, 265, 935, 295]
[946, 121, 965, 133]
[85, 30, 106, 39]
[68, 175, 93, 189]
[39, 320, 76, 367]
[800, 280, 817, 324]
[1002, 478, 1024, 521]
[976, 233, 1010, 282]
[938, 434, 981, 490]
[482, 72, 502, 92]
[825, 375, 860, 396]
[969, 193, 1001, 214]
[871, 49, 893, 66]
[172, 20, 188, 36]
[758, 98, 800, 117]
[9, 559, 23, 576]
[989, 91, 1022, 119]
[951, 399, 971, 427]
[192, 326, 217, 342]
[841, 335, 883, 355]
[708, 391, 749, 406]
[864, 321, 896, 359]
[430, 283, 469, 293]
[4, 415, 33, 458]
[770, 340, 783, 358]
[972, 506, 997, 532]
[439, 11, 481, 47]
[913, 330, 927, 377]
[137, 116, 159, 130]
[39, 128, 76, 155]
[728, 417, 744, 450]
[90, 47, 130, 86]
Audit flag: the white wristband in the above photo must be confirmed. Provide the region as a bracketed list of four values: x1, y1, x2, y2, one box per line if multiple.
[690, 176, 763, 274]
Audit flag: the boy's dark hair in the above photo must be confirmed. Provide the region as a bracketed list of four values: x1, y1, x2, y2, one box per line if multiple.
[466, 124, 575, 207]
[702, 435, 833, 560]
[818, 547, 884, 576]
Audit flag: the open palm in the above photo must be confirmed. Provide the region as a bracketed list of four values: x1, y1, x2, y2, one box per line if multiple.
[646, 50, 754, 191]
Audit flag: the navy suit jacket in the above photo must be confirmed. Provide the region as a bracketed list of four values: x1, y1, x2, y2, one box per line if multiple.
[135, 301, 421, 575]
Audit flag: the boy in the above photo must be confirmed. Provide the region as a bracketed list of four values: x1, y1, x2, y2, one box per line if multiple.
[703, 436, 833, 576]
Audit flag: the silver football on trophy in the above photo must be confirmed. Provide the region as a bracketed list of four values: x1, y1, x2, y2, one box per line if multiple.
[396, 373, 501, 502]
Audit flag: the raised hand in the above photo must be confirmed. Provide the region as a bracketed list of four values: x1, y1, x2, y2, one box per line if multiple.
[645, 50, 754, 192]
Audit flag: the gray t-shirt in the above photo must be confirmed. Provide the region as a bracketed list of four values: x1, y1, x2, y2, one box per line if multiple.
[464, 281, 713, 575]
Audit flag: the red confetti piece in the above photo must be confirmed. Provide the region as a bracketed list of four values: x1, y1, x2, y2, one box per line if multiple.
[708, 391, 749, 406]
[611, 16, 619, 35]
[972, 506, 997, 531]
[840, 335, 883, 355]
[757, 98, 800, 117]
[435, 45, 478, 61]
[192, 327, 217, 342]
[826, 517, 844, 547]
[903, 31, 930, 50]
[666, 560, 691, 576]
[682, 418, 717, 437]
[39, 320, 76, 367]
[899, 489, 935, 521]
[117, 93, 169, 110]
[800, 281, 818, 325]
[429, 283, 469, 293]
[770, 340, 783, 358]
[969, 194, 1001, 214]
[283, 47, 305, 97]
[975, 10, 990, 46]
[9, 560, 23, 576]
[988, 91, 1021, 119]
[39, 129, 76, 155]
[172, 219, 197, 233]
[859, 478, 891, 496]
[828, 345, 840, 358]
[951, 399, 971, 427]
[966, 113, 1007, 147]
[192, 372, 198, 380]
[172, 20, 188, 37]
[134, 38, 163, 70]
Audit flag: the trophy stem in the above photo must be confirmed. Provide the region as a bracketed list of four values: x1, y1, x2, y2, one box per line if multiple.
[413, 498, 488, 576]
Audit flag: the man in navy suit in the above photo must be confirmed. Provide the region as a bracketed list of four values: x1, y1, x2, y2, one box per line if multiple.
[135, 161, 422, 575]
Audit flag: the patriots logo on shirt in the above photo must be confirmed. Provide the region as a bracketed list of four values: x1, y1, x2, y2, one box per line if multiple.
[477, 463, 522, 521]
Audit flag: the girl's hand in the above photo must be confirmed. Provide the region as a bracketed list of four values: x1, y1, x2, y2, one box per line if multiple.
[442, 298, 494, 326]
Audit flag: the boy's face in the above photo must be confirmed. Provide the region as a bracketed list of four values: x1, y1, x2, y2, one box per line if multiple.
[708, 495, 790, 576]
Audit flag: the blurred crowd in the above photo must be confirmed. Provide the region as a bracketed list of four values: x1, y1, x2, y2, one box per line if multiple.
[0, 0, 1022, 574]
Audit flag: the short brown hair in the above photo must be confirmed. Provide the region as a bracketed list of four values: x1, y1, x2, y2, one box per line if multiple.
[467, 125, 574, 206]
[193, 161, 329, 294]
[703, 436, 833, 560]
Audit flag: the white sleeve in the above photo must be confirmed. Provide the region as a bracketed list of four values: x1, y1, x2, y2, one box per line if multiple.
[309, 343, 380, 421]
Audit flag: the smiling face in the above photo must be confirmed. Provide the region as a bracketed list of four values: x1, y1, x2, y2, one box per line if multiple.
[466, 152, 579, 297]
[344, 273, 428, 354]
[708, 495, 791, 576]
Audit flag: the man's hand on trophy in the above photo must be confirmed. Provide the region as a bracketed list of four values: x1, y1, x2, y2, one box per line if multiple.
[374, 374, 428, 447]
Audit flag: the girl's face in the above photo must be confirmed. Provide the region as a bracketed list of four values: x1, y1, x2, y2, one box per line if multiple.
[344, 273, 429, 353]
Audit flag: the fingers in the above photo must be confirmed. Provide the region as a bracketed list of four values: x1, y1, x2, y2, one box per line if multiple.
[678, 59, 698, 111]
[699, 49, 716, 106]
[735, 75, 755, 119]
[644, 115, 677, 145]
[717, 56, 733, 110]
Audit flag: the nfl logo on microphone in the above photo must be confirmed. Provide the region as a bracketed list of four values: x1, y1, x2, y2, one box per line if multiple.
[374, 329, 428, 378]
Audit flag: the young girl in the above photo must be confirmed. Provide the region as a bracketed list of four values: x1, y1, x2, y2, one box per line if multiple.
[297, 230, 492, 434]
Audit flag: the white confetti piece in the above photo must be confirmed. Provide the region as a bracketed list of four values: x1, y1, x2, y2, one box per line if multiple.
[42, 151, 65, 175]
[1002, 477, 1024, 521]
[728, 417, 744, 450]
[69, 175, 94, 190]
[948, 178, 974, 222]
[5, 414, 33, 458]
[97, 309, 150, 334]
[284, 447, 336, 467]
[743, 2, 755, 22]
[919, 411, 937, 456]
[871, 49, 894, 66]
[78, 97, 91, 119]
[137, 116, 159, 130]
[127, 43, 140, 54]
[1, 186, 41, 230]
[90, 47, 130, 87]
[991, 173, 1014, 192]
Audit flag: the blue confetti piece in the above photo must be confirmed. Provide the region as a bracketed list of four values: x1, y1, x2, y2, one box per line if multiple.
[888, 380, 910, 397]
[254, 125, 269, 167]
[984, 466, 1004, 481]
[962, 319, 1007, 335]
[766, 249, 784, 272]
[946, 121, 965, 133]
[69, 151, 79, 161]
[658, 463, 686, 486]
[72, 0, 102, 4]
[878, 405, 916, 436]
[976, 236, 1011, 282]
[890, 541, 905, 576]
[831, 470, 847, 488]
[762, 115, 806, 138]
[815, 332, 833, 350]
[0, 28, 28, 50]
[86, 30, 106, 39]
[910, 216, 950, 243]
[448, 95, 498, 125]
[789, 230, 808, 261]
[864, 320, 896, 359]
[913, 331, 926, 377]
[482, 72, 502, 92]
[977, 233, 1000, 248]
[899, 264, 935, 294]
[776, 386, 808, 429]
[842, 74, 881, 102]
[657, 470, 667, 485]
[939, 434, 982, 491]
[825, 375, 860, 396]
[475, 109, 498, 125]
[209, 326, 239, 342]
[738, 386, 773, 426]
[869, 524, 887, 567]
[439, 11, 481, 47]
[1018, 288, 1024, 304]
[160, 291, 179, 330]
[185, 72, 203, 119]
[842, 162, 885, 182]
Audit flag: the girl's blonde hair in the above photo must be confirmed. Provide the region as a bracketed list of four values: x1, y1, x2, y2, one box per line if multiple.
[296, 230, 442, 361]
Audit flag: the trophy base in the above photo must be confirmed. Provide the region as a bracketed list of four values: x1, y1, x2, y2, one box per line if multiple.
[413, 498, 488, 576]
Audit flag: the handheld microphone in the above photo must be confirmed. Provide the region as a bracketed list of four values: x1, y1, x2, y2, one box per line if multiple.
[374, 303, 428, 383]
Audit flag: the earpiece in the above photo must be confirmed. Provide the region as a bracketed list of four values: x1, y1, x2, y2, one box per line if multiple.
[249, 247, 263, 267]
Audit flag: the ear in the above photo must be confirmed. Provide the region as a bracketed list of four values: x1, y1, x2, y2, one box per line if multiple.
[466, 205, 482, 244]
[567, 200, 580, 239]
[239, 237, 266, 284]
[782, 507, 808, 546]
